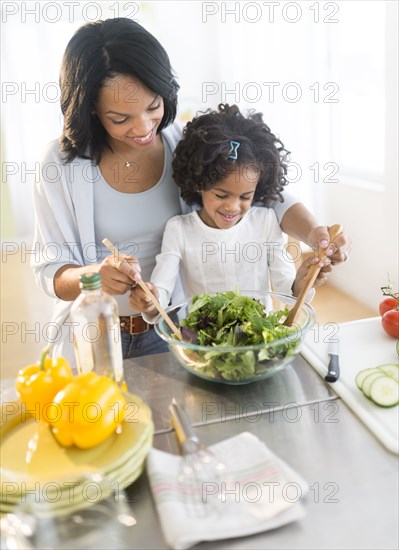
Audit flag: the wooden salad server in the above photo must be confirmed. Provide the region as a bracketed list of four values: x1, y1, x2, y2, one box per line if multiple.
[102, 238, 182, 340]
[284, 224, 343, 327]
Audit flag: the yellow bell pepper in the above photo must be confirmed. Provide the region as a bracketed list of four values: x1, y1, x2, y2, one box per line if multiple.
[48, 372, 126, 449]
[16, 346, 74, 422]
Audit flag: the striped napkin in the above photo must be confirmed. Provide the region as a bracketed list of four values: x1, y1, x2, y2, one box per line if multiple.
[147, 432, 308, 550]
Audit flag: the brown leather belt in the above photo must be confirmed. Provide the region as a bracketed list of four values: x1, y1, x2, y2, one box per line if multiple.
[119, 315, 151, 335]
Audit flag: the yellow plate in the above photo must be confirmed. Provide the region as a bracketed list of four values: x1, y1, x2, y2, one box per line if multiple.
[1, 429, 153, 506]
[0, 459, 148, 515]
[0, 393, 154, 495]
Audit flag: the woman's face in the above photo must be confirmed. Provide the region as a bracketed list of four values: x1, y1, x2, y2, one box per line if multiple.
[199, 165, 259, 229]
[94, 74, 164, 152]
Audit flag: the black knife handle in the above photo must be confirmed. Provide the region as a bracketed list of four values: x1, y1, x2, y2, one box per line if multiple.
[325, 354, 340, 382]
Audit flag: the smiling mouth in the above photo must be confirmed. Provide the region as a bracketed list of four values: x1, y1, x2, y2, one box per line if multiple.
[127, 128, 155, 144]
[219, 212, 240, 220]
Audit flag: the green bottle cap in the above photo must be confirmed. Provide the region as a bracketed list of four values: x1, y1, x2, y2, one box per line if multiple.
[79, 272, 102, 290]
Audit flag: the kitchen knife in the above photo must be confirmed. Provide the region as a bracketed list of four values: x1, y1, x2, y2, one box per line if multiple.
[325, 340, 340, 382]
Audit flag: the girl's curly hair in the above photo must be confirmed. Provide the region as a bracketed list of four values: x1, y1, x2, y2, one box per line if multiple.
[172, 103, 290, 206]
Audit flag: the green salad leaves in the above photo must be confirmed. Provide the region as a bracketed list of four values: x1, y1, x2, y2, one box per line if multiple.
[177, 291, 300, 382]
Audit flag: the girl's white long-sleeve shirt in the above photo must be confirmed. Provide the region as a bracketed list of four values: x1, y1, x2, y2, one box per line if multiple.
[143, 207, 300, 323]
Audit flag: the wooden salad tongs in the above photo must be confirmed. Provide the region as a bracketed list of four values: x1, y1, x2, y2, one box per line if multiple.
[284, 224, 343, 327]
[102, 238, 182, 340]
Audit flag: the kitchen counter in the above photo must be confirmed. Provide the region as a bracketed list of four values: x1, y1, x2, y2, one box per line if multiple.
[122, 351, 338, 433]
[120, 352, 398, 550]
[1, 351, 398, 549]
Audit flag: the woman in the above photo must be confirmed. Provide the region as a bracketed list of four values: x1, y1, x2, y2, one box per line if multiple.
[32, 18, 349, 364]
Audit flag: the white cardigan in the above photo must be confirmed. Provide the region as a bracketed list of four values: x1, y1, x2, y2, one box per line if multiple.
[31, 123, 186, 361]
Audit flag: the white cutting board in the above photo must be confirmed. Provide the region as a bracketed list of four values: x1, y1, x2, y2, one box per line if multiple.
[301, 317, 399, 454]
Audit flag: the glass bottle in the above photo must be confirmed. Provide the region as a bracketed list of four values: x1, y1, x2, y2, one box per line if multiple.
[70, 272, 124, 385]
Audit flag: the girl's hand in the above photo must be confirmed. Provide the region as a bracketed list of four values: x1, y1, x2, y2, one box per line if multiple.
[293, 256, 332, 297]
[99, 253, 141, 295]
[129, 282, 159, 316]
[307, 226, 352, 265]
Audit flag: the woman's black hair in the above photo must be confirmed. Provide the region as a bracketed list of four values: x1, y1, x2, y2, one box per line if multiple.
[59, 18, 179, 162]
[172, 104, 290, 206]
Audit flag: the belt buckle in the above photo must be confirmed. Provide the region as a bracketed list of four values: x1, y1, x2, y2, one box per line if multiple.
[130, 316, 149, 335]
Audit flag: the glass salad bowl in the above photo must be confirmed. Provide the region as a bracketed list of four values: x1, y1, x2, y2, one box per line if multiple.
[154, 290, 315, 385]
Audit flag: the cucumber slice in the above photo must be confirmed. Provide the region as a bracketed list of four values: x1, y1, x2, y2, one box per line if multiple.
[355, 368, 381, 389]
[361, 372, 385, 398]
[377, 364, 399, 381]
[369, 376, 399, 407]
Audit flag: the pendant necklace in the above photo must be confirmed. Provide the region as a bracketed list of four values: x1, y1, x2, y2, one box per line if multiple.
[111, 146, 135, 168]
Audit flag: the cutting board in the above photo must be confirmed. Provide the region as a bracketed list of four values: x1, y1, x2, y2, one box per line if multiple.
[301, 317, 399, 454]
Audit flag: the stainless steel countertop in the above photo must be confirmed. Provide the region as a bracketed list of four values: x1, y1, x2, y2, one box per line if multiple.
[122, 352, 338, 433]
[125, 402, 398, 550]
[2, 352, 398, 549]
[121, 352, 399, 549]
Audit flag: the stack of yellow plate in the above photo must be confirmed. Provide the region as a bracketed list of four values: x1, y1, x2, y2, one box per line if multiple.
[0, 393, 153, 515]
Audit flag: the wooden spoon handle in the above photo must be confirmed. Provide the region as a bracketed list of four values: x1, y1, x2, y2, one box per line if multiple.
[102, 238, 182, 340]
[284, 224, 343, 327]
[135, 279, 182, 340]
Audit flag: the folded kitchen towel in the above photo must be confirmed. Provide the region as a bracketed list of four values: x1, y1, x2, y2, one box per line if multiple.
[146, 431, 308, 550]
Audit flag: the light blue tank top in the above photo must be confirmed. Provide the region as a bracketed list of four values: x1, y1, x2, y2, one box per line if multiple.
[93, 137, 181, 314]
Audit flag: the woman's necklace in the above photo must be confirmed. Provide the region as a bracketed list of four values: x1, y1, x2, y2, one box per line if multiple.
[111, 146, 135, 168]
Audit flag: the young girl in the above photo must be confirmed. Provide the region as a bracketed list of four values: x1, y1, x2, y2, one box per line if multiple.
[130, 103, 332, 319]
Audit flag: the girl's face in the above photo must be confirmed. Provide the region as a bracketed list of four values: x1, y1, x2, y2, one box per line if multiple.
[94, 74, 164, 153]
[199, 165, 259, 229]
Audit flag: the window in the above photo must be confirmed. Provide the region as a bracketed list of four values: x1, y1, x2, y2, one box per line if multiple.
[328, 1, 385, 188]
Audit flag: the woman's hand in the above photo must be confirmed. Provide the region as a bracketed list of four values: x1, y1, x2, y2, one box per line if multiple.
[307, 226, 352, 265]
[129, 282, 159, 316]
[292, 256, 332, 297]
[99, 253, 141, 295]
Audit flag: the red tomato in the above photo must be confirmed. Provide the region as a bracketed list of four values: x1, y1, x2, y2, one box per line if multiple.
[379, 297, 398, 316]
[381, 310, 399, 338]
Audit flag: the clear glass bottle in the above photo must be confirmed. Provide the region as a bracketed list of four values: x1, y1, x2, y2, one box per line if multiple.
[70, 272, 124, 385]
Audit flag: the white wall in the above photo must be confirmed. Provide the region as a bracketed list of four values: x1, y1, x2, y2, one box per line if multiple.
[1, 0, 397, 311]
[322, 0, 398, 309]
